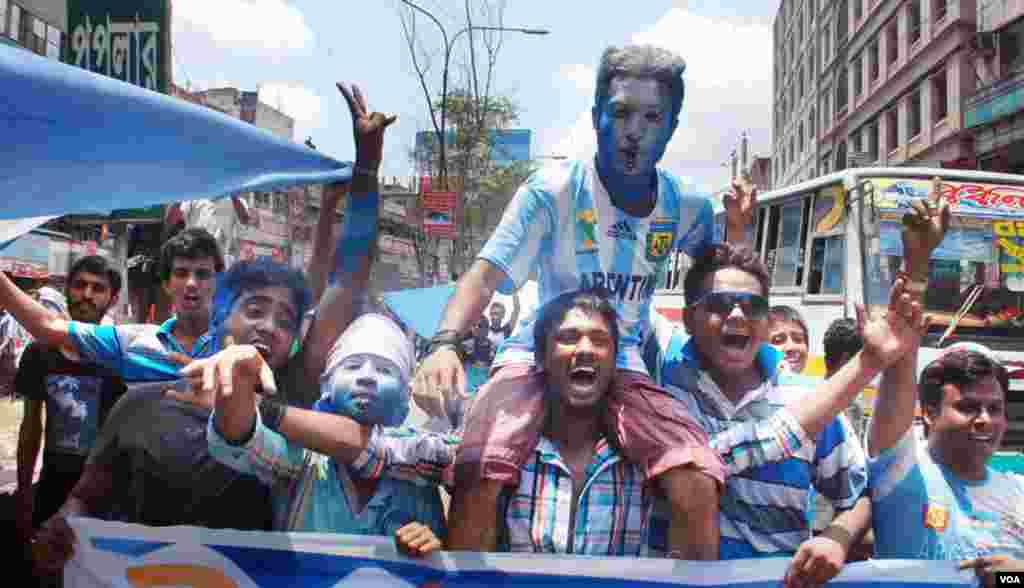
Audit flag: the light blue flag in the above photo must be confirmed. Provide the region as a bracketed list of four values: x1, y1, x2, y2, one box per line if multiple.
[0, 43, 352, 242]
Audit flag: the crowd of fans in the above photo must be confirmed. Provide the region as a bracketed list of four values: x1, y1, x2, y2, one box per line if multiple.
[1, 44, 1020, 588]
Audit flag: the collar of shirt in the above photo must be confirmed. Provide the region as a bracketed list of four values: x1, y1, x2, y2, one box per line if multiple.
[157, 316, 214, 358]
[664, 337, 784, 415]
[533, 435, 623, 482]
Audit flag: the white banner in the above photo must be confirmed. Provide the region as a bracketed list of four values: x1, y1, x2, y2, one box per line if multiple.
[64, 517, 974, 588]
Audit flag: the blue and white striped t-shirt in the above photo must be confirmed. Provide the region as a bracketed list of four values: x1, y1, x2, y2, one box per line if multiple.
[479, 159, 715, 373]
[68, 317, 214, 382]
[654, 333, 868, 558]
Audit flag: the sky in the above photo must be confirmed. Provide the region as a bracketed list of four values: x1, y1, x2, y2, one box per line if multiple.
[171, 0, 781, 192]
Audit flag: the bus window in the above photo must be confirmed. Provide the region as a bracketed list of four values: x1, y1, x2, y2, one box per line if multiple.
[878, 218, 1024, 340]
[768, 199, 807, 288]
[806, 185, 846, 296]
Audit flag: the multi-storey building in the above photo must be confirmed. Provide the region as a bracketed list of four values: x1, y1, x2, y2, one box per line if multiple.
[964, 1, 1024, 173]
[0, 0, 63, 59]
[773, 0, 977, 189]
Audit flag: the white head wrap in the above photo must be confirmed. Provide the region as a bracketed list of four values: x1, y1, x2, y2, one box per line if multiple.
[322, 313, 415, 386]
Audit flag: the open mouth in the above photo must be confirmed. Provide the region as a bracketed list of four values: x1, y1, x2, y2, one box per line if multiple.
[721, 333, 751, 350]
[250, 341, 271, 358]
[622, 149, 639, 171]
[569, 366, 598, 388]
[969, 433, 995, 444]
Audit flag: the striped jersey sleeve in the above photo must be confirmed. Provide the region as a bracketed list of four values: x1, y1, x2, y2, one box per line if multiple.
[712, 407, 813, 475]
[812, 413, 868, 511]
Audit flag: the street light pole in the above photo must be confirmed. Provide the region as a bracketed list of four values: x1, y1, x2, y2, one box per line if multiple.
[399, 0, 548, 188]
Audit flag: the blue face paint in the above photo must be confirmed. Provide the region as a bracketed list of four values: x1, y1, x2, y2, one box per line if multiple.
[593, 77, 677, 203]
[316, 353, 409, 427]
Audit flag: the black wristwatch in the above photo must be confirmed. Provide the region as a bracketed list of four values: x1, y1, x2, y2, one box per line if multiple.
[259, 397, 286, 432]
[427, 330, 466, 360]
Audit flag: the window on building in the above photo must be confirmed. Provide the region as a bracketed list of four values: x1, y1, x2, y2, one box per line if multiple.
[836, 0, 848, 46]
[806, 187, 846, 295]
[822, 28, 831, 67]
[821, 151, 832, 174]
[46, 24, 60, 60]
[908, 0, 922, 46]
[853, 0, 862, 22]
[887, 20, 898, 65]
[31, 14, 45, 55]
[255, 192, 271, 209]
[886, 107, 899, 151]
[868, 120, 880, 161]
[7, 2, 18, 41]
[851, 130, 862, 155]
[934, 0, 948, 22]
[0, 0, 7, 37]
[908, 90, 922, 138]
[853, 54, 863, 97]
[836, 67, 848, 116]
[869, 40, 880, 81]
[273, 193, 287, 215]
[822, 88, 831, 129]
[932, 69, 949, 123]
[798, 122, 804, 153]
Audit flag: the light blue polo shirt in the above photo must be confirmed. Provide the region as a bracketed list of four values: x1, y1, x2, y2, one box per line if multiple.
[69, 317, 214, 382]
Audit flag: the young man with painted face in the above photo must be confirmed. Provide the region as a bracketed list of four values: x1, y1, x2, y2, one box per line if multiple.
[0, 228, 223, 384]
[14, 257, 126, 548]
[647, 238, 926, 585]
[198, 313, 447, 546]
[413, 44, 755, 559]
[27, 81, 396, 575]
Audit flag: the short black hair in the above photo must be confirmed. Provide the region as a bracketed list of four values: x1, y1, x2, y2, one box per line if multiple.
[683, 242, 770, 306]
[158, 227, 224, 282]
[823, 318, 862, 372]
[919, 349, 1010, 413]
[68, 255, 122, 296]
[533, 288, 619, 366]
[210, 259, 313, 339]
[768, 305, 809, 340]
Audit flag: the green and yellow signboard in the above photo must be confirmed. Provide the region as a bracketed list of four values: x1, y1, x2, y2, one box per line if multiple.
[66, 0, 171, 94]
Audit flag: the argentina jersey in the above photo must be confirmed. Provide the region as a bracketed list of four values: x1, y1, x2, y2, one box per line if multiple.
[478, 159, 715, 373]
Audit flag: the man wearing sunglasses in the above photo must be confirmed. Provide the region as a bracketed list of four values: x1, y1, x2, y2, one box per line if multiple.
[648, 237, 929, 587]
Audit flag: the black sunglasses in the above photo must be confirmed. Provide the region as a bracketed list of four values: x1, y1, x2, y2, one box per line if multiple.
[690, 291, 770, 320]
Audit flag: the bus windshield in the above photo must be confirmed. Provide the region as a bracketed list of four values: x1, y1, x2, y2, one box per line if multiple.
[870, 177, 1024, 347]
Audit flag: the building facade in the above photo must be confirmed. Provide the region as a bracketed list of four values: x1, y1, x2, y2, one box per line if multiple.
[773, 0, 977, 189]
[964, 1, 1024, 172]
[0, 0, 63, 58]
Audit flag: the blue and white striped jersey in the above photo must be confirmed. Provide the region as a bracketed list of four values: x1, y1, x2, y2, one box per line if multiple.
[68, 317, 214, 382]
[479, 159, 715, 373]
[654, 333, 868, 558]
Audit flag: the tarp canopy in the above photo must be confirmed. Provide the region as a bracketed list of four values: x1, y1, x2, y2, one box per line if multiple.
[381, 281, 539, 340]
[0, 43, 353, 244]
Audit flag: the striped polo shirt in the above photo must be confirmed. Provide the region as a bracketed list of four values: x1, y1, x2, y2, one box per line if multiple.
[652, 332, 867, 558]
[68, 316, 214, 382]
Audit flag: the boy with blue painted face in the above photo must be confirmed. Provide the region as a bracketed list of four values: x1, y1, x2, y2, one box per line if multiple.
[412, 44, 757, 559]
[199, 313, 448, 549]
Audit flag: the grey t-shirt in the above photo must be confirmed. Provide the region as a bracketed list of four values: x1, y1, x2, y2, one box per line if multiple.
[87, 381, 272, 530]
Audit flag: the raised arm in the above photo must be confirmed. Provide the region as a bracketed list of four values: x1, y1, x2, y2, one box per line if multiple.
[0, 271, 70, 349]
[301, 83, 396, 392]
[723, 177, 757, 246]
[869, 177, 949, 456]
[307, 183, 347, 303]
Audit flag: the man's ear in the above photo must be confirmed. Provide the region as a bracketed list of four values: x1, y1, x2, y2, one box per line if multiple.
[681, 306, 695, 335]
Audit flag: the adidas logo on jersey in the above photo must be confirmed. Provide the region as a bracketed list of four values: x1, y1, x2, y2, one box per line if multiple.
[607, 220, 637, 241]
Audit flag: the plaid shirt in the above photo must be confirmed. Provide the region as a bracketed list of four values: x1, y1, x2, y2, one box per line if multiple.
[499, 436, 650, 555]
[355, 428, 651, 556]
